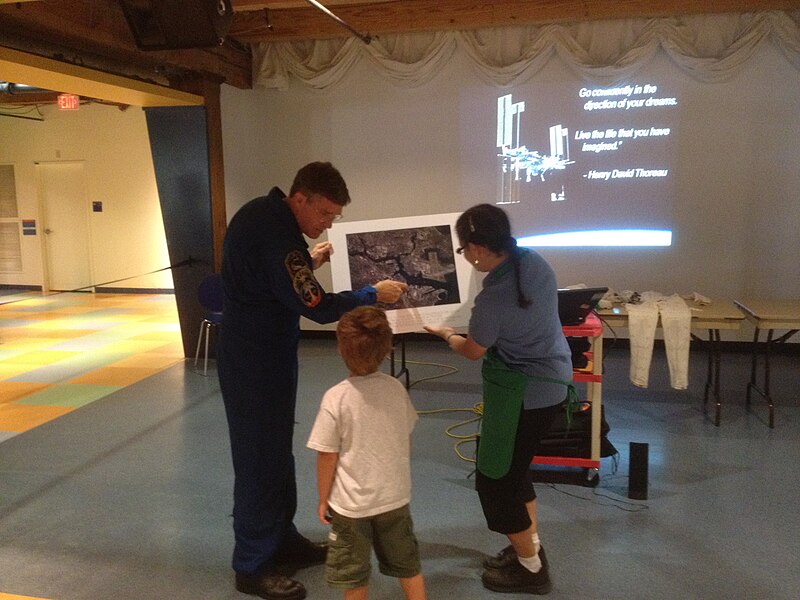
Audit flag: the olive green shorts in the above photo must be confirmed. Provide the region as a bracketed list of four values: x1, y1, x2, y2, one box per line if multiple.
[326, 504, 421, 590]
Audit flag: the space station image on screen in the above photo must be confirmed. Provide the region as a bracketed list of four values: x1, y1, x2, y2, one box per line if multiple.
[345, 225, 461, 309]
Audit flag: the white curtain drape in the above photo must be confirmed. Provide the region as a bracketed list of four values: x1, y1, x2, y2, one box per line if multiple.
[252, 11, 800, 90]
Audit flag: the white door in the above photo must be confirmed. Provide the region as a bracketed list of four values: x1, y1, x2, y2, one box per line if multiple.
[37, 162, 93, 292]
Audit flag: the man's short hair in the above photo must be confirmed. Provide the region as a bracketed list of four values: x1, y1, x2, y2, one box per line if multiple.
[290, 161, 351, 206]
[336, 306, 393, 376]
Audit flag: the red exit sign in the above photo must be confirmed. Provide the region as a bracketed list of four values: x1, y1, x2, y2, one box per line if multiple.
[57, 93, 80, 110]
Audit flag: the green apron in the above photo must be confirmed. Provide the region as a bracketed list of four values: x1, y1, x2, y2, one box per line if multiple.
[477, 349, 578, 479]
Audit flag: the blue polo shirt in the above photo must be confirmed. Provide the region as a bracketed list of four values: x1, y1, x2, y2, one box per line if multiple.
[469, 247, 572, 410]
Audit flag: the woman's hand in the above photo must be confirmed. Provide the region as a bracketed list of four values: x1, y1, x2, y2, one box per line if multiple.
[424, 326, 487, 361]
[423, 325, 454, 341]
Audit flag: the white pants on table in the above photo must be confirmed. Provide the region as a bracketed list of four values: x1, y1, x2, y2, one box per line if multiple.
[626, 294, 691, 390]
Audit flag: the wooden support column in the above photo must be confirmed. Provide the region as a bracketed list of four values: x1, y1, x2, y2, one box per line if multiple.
[195, 78, 228, 271]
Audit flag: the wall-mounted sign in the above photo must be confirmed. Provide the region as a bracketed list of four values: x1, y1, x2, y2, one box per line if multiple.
[57, 93, 80, 110]
[22, 219, 36, 235]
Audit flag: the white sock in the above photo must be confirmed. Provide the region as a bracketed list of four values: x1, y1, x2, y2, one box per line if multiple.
[531, 532, 541, 554]
[518, 553, 542, 573]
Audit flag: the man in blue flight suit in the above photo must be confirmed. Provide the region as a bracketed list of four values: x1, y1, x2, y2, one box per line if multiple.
[218, 162, 407, 600]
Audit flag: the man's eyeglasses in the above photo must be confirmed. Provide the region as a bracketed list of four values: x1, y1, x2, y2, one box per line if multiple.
[307, 196, 343, 223]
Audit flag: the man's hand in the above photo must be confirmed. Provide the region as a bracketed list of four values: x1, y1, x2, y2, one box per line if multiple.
[373, 279, 408, 304]
[310, 241, 333, 270]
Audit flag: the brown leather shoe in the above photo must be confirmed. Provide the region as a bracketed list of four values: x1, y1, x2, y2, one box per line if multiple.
[235, 571, 307, 600]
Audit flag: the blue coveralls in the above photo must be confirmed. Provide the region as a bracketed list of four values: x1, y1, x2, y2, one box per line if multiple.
[218, 187, 376, 575]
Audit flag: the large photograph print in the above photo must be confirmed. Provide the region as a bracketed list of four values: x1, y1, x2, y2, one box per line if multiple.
[329, 213, 478, 334]
[347, 226, 460, 307]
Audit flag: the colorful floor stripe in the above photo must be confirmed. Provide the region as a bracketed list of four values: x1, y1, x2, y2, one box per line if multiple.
[0, 292, 183, 444]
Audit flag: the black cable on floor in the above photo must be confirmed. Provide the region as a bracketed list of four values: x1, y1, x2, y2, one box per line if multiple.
[0, 258, 196, 307]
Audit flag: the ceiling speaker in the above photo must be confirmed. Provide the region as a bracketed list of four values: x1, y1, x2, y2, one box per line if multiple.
[119, 0, 234, 50]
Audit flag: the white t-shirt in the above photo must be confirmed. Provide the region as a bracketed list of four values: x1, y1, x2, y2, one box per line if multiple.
[307, 372, 418, 519]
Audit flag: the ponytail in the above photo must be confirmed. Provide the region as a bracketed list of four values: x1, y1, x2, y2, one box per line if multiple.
[508, 242, 530, 309]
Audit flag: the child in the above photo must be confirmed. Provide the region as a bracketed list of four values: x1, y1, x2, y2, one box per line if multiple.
[307, 306, 426, 600]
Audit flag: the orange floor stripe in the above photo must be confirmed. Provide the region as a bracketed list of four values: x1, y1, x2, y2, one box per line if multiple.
[0, 382, 52, 404]
[67, 366, 162, 386]
[0, 404, 75, 432]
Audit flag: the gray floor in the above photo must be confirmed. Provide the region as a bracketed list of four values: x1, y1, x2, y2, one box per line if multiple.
[1, 338, 798, 599]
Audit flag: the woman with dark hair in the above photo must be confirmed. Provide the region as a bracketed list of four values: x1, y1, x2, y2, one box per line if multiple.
[425, 203, 573, 595]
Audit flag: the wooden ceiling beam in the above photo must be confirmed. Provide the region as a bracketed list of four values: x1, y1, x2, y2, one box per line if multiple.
[231, 0, 399, 8]
[230, 0, 800, 42]
[0, 0, 251, 89]
[0, 46, 203, 106]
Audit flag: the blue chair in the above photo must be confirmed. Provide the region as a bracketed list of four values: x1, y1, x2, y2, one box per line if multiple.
[194, 273, 224, 376]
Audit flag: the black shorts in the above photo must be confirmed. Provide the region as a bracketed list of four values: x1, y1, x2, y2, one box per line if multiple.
[475, 402, 562, 534]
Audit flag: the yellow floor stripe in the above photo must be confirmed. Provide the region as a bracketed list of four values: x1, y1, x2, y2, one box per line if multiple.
[2, 350, 78, 365]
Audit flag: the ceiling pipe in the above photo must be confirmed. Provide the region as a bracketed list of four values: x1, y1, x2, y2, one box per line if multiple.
[303, 0, 372, 44]
[0, 82, 53, 94]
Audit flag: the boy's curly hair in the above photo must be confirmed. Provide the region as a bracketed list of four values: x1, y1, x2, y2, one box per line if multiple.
[336, 306, 393, 376]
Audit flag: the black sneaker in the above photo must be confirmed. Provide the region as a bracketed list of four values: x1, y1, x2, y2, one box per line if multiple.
[481, 559, 552, 595]
[483, 544, 548, 571]
[235, 571, 307, 600]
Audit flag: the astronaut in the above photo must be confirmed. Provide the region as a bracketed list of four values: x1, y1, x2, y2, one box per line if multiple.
[218, 162, 407, 600]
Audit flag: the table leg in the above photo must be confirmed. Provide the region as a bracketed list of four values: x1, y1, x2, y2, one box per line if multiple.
[746, 327, 760, 410]
[700, 329, 722, 426]
[765, 329, 774, 428]
[390, 334, 410, 389]
[712, 329, 722, 425]
[702, 330, 712, 411]
[745, 328, 792, 429]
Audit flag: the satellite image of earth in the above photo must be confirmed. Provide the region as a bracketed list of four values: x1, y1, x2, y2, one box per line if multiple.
[345, 225, 461, 309]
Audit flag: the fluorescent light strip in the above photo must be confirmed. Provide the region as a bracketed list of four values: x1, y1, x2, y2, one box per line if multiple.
[517, 229, 673, 247]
